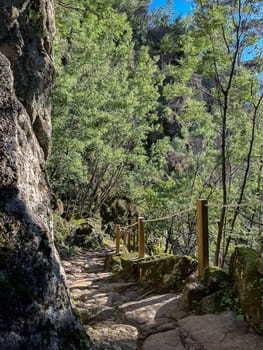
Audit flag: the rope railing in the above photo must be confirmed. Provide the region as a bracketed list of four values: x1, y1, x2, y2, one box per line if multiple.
[144, 206, 196, 223]
[114, 198, 262, 277]
[205, 201, 262, 209]
[226, 233, 259, 239]
[121, 221, 138, 231]
[240, 212, 263, 227]
[120, 206, 196, 229]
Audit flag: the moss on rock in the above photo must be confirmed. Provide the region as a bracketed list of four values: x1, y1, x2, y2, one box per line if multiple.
[203, 266, 230, 292]
[120, 254, 197, 291]
[183, 281, 208, 307]
[257, 238, 263, 275]
[230, 246, 263, 327]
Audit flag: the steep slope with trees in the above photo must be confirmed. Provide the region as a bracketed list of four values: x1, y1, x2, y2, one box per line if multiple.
[49, 0, 262, 266]
[49, 0, 168, 223]
[164, 0, 263, 264]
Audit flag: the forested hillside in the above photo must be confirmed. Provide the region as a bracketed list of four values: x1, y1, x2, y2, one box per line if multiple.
[0, 1, 262, 348]
[49, 0, 263, 266]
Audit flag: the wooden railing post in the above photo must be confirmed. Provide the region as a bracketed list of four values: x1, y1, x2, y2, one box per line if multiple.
[133, 231, 136, 250]
[127, 232, 131, 251]
[138, 217, 145, 258]
[197, 199, 209, 277]
[123, 231, 127, 247]
[116, 224, 121, 254]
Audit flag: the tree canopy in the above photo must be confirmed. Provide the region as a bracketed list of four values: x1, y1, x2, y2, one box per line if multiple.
[49, 0, 263, 265]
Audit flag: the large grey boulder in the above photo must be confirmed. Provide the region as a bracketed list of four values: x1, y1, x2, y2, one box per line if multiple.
[177, 312, 263, 350]
[142, 329, 185, 350]
[0, 1, 91, 348]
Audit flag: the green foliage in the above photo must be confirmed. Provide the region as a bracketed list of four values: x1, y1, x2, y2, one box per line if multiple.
[49, 0, 167, 220]
[54, 212, 105, 255]
[49, 0, 262, 268]
[68, 245, 81, 256]
[219, 281, 244, 319]
[162, 0, 263, 265]
[53, 214, 72, 256]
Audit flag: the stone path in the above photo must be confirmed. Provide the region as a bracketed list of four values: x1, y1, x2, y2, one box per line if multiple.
[62, 249, 263, 350]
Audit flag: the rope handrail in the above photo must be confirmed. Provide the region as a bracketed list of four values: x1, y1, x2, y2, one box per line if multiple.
[115, 197, 262, 276]
[205, 200, 262, 209]
[240, 212, 263, 227]
[144, 206, 196, 223]
[120, 206, 196, 229]
[120, 200, 262, 230]
[226, 233, 262, 239]
[121, 222, 138, 231]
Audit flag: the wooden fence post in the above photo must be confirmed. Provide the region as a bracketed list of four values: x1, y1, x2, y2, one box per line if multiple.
[196, 199, 209, 277]
[116, 224, 121, 254]
[127, 232, 131, 251]
[123, 231, 127, 247]
[138, 217, 145, 258]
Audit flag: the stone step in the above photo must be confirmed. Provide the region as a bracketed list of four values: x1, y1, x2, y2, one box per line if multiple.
[85, 323, 139, 350]
[69, 280, 92, 289]
[63, 250, 263, 350]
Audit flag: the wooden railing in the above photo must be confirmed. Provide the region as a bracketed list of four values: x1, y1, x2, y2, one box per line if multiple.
[115, 201, 205, 271]
[115, 199, 262, 277]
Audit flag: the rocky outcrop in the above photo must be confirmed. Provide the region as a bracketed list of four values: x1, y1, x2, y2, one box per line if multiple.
[120, 254, 197, 291]
[0, 1, 91, 348]
[0, 0, 55, 159]
[257, 239, 263, 275]
[230, 246, 263, 328]
[68, 220, 104, 251]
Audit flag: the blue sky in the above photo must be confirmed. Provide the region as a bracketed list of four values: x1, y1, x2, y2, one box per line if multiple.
[148, 0, 194, 16]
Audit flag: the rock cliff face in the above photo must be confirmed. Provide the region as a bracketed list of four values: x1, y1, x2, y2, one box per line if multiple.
[0, 1, 91, 348]
[0, 0, 55, 159]
[230, 247, 263, 328]
[257, 239, 263, 275]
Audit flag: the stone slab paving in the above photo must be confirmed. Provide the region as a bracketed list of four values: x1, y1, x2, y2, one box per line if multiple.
[177, 312, 263, 350]
[62, 249, 263, 350]
[142, 329, 186, 350]
[85, 323, 139, 350]
[120, 293, 188, 325]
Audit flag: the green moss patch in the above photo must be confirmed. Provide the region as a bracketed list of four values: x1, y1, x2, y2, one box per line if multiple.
[230, 246, 263, 328]
[203, 266, 230, 292]
[120, 254, 197, 291]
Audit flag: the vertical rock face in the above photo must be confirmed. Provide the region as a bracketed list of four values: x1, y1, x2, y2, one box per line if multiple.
[257, 239, 263, 275]
[0, 0, 55, 159]
[0, 1, 91, 349]
[230, 247, 263, 327]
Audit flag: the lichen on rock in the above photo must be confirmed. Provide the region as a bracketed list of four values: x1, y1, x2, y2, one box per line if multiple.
[257, 238, 263, 275]
[230, 246, 263, 328]
[0, 1, 92, 348]
[203, 265, 230, 292]
[0, 0, 56, 159]
[120, 254, 197, 291]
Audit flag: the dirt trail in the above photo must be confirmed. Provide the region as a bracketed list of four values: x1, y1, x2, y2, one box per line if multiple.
[62, 249, 263, 350]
